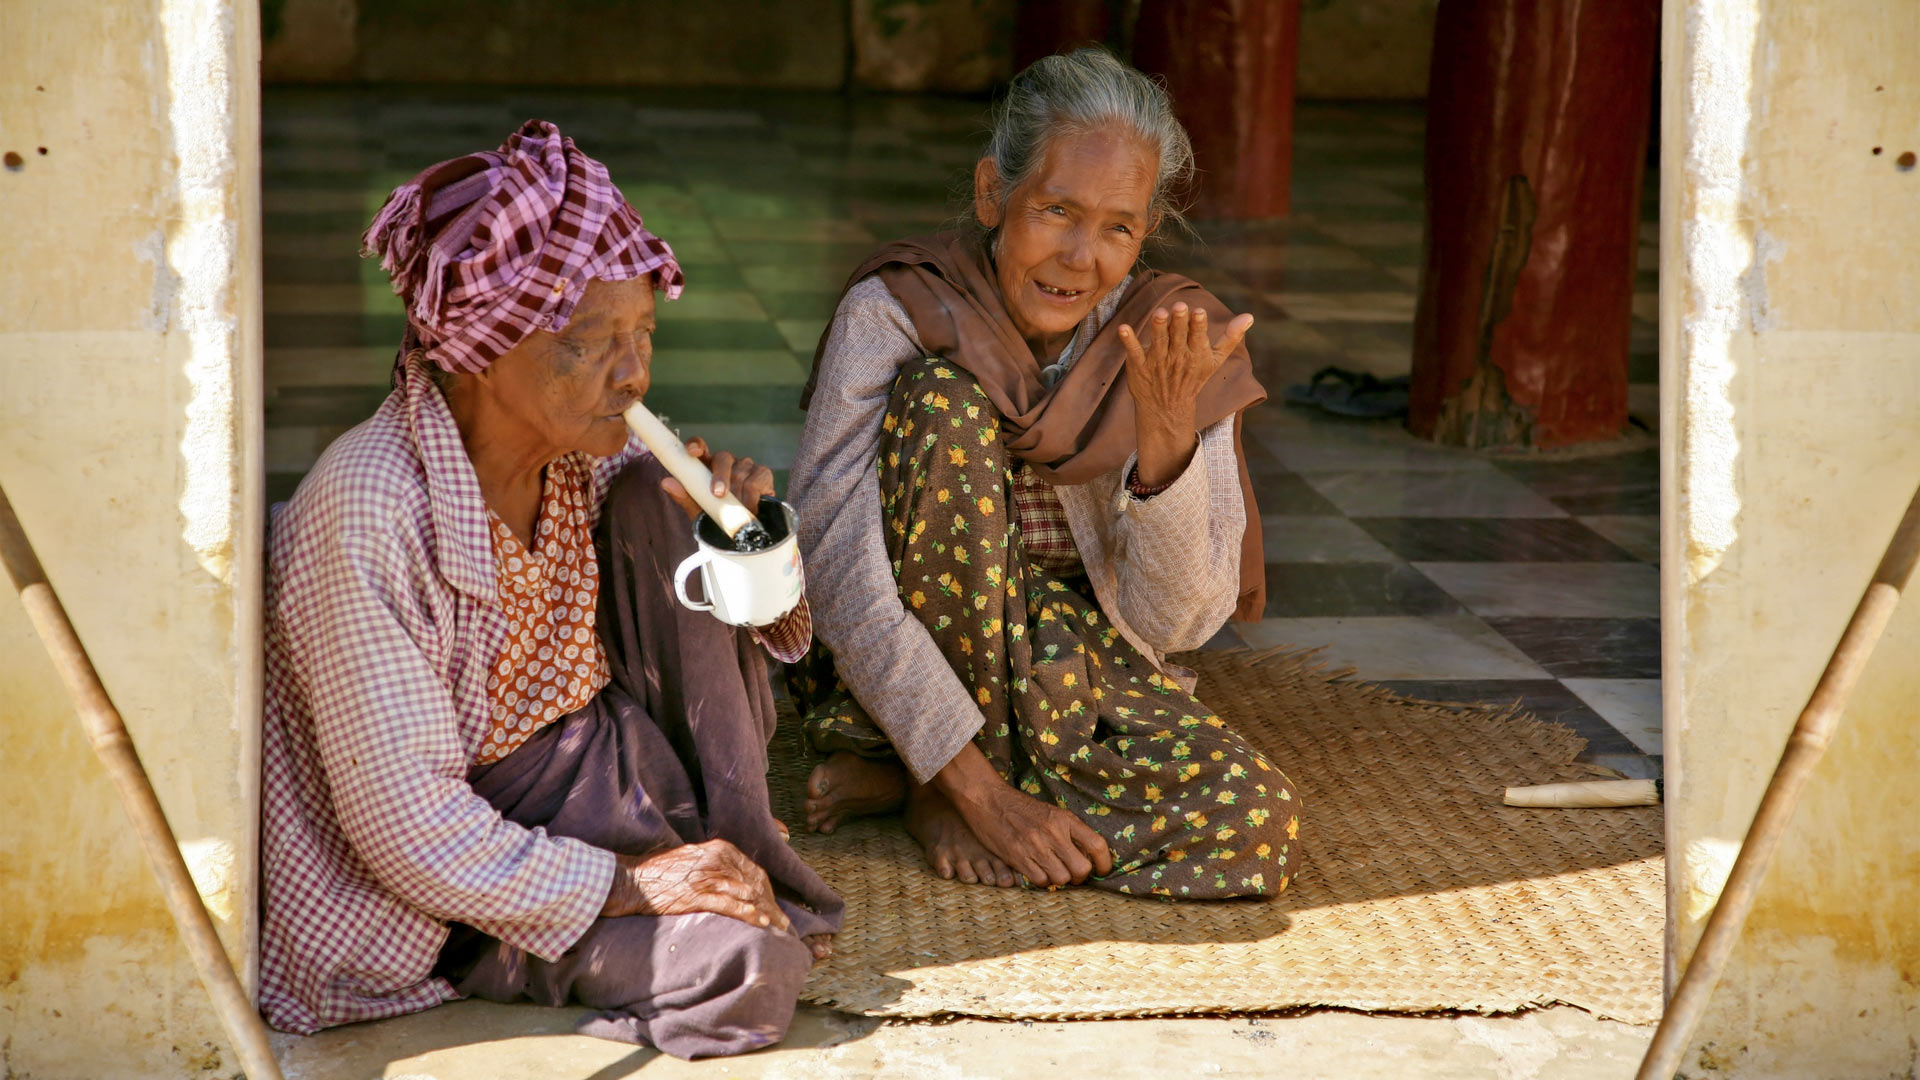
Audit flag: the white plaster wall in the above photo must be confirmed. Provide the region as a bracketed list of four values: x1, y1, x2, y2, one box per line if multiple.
[0, 1, 264, 1077]
[1663, 1, 1920, 1076]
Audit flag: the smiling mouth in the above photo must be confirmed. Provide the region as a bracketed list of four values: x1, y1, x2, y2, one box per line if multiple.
[1036, 281, 1086, 300]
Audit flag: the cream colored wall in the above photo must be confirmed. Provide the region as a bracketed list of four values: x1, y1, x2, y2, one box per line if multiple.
[1662, 1, 1920, 1076]
[0, 1, 263, 1078]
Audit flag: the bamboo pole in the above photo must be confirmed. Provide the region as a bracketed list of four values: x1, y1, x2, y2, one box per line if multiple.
[1637, 481, 1920, 1080]
[0, 485, 285, 1080]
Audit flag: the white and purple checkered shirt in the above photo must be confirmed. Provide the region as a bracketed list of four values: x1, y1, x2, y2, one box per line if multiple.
[257, 356, 808, 1034]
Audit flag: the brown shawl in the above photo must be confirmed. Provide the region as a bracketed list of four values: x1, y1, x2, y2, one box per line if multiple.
[802, 232, 1267, 621]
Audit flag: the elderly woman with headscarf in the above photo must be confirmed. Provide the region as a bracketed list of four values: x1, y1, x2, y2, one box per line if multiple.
[257, 121, 840, 1059]
[791, 49, 1302, 899]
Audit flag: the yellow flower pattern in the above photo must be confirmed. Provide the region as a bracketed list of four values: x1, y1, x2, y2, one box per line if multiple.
[792, 359, 1300, 899]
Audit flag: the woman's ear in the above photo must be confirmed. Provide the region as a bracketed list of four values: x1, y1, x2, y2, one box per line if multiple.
[1145, 210, 1163, 242]
[972, 158, 1004, 230]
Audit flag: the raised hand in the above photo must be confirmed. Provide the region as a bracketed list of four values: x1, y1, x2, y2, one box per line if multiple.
[601, 838, 791, 933]
[659, 435, 776, 521]
[1117, 302, 1254, 488]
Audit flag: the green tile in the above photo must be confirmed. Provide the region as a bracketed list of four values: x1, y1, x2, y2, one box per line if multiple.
[262, 169, 379, 191]
[267, 313, 407, 349]
[743, 265, 858, 292]
[690, 184, 838, 219]
[650, 349, 810, 386]
[266, 232, 375, 260]
[266, 386, 390, 426]
[861, 218, 958, 244]
[617, 181, 705, 220]
[775, 318, 830, 353]
[712, 217, 876, 244]
[264, 283, 405, 316]
[727, 242, 875, 273]
[756, 291, 846, 320]
[655, 234, 729, 263]
[677, 422, 804, 469]
[662, 289, 769, 321]
[642, 384, 807, 424]
[670, 262, 748, 289]
[266, 257, 389, 285]
[651, 319, 789, 351]
[633, 215, 718, 245]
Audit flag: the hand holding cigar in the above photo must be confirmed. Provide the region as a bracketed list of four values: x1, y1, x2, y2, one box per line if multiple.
[624, 401, 775, 549]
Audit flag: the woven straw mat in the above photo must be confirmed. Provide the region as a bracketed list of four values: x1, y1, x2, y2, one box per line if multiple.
[772, 647, 1665, 1024]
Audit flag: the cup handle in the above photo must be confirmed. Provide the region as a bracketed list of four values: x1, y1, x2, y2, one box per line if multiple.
[674, 550, 714, 612]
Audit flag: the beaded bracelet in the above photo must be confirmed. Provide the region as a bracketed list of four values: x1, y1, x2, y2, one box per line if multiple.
[1125, 466, 1175, 500]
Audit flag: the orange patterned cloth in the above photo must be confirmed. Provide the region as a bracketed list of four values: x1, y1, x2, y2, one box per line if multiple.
[479, 455, 611, 765]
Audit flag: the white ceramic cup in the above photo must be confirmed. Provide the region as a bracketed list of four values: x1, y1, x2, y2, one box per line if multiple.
[673, 497, 806, 628]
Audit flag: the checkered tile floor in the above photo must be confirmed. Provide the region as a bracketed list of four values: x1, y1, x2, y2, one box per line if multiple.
[262, 88, 1663, 780]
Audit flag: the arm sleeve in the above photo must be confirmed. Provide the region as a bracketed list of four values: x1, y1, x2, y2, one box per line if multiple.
[1105, 415, 1247, 653]
[288, 523, 615, 960]
[790, 279, 987, 782]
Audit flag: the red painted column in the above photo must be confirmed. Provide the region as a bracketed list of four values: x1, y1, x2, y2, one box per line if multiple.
[1132, 0, 1302, 220]
[1407, 0, 1660, 449]
[1013, 1, 1112, 72]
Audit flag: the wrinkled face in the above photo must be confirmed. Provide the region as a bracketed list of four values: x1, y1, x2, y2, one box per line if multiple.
[974, 126, 1158, 353]
[479, 276, 657, 459]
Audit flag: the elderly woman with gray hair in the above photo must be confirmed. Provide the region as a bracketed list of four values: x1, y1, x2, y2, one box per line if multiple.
[791, 49, 1302, 899]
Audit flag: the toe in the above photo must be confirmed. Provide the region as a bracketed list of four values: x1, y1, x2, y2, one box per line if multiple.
[955, 859, 980, 884]
[806, 763, 834, 800]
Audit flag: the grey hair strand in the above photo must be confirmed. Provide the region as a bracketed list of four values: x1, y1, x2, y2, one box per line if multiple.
[979, 47, 1195, 238]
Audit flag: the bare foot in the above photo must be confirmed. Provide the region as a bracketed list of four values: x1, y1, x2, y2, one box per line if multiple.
[905, 784, 1019, 887]
[805, 751, 908, 834]
[775, 819, 790, 842]
[803, 932, 834, 963]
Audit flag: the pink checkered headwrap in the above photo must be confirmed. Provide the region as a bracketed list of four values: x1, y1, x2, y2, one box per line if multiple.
[362, 119, 684, 375]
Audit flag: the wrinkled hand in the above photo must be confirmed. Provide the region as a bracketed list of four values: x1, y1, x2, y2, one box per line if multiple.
[601, 839, 791, 933]
[659, 436, 776, 522]
[1117, 302, 1254, 487]
[934, 744, 1112, 888]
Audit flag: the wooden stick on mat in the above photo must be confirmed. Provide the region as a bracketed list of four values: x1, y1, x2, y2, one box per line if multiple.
[1637, 480, 1920, 1080]
[1504, 779, 1660, 808]
[0, 485, 286, 1080]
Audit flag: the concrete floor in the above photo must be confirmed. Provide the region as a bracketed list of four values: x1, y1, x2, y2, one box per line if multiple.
[276, 1000, 1654, 1080]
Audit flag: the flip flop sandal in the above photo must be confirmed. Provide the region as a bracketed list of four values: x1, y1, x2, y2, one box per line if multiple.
[1284, 365, 1411, 419]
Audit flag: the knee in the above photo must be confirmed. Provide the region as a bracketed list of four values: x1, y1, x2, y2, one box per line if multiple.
[892, 357, 995, 415]
[689, 919, 813, 1052]
[1234, 793, 1302, 895]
